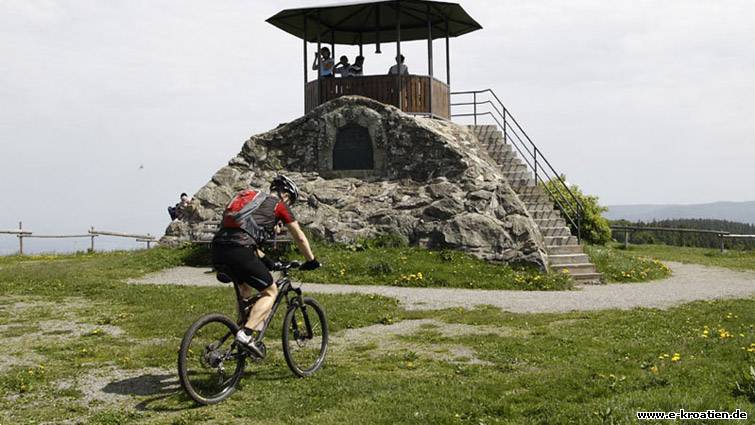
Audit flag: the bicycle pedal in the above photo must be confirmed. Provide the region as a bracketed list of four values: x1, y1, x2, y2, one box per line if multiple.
[238, 341, 266, 361]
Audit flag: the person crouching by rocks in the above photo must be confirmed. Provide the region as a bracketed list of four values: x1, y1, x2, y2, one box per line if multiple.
[168, 192, 192, 221]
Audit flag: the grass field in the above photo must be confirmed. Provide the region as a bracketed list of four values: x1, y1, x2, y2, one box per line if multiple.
[614, 243, 755, 272]
[584, 245, 671, 283]
[0, 248, 753, 424]
[299, 241, 575, 290]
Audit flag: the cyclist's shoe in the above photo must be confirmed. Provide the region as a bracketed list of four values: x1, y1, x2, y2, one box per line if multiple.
[235, 328, 264, 358]
[299, 258, 321, 271]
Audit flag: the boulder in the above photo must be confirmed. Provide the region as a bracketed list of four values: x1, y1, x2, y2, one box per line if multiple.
[162, 96, 547, 269]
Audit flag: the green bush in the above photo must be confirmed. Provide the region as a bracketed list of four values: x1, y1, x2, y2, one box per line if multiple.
[584, 245, 671, 282]
[541, 177, 612, 245]
[359, 232, 409, 249]
[367, 260, 394, 276]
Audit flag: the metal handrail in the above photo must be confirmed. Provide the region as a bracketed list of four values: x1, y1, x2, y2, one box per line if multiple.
[450, 89, 585, 241]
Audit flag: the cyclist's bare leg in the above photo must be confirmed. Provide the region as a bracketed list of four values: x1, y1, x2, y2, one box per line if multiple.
[238, 282, 254, 299]
[245, 284, 278, 331]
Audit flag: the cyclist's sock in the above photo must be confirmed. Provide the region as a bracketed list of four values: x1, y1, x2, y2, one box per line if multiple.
[241, 327, 261, 342]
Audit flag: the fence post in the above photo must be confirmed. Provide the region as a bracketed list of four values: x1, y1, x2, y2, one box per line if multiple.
[90, 226, 95, 253]
[719, 234, 724, 253]
[472, 92, 477, 125]
[502, 107, 507, 143]
[624, 230, 629, 249]
[18, 221, 24, 256]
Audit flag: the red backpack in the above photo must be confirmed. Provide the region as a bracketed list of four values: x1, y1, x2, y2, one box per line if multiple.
[221, 190, 271, 244]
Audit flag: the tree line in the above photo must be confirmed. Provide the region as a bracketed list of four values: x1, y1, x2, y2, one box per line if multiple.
[610, 218, 755, 250]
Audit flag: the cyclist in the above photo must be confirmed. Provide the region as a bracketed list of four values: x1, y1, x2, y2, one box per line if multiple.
[211, 175, 320, 356]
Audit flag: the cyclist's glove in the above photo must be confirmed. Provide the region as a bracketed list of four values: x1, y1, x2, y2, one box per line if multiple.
[299, 258, 321, 271]
[260, 255, 275, 271]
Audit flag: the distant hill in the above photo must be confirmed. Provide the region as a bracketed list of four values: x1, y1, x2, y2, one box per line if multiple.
[605, 201, 755, 225]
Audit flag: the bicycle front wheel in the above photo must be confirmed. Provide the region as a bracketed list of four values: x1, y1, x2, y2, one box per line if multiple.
[177, 313, 245, 405]
[282, 297, 328, 377]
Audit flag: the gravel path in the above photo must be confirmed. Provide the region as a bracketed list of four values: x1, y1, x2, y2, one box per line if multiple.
[129, 262, 755, 313]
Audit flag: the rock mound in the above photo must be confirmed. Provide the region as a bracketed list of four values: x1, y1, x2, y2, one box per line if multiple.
[162, 96, 548, 268]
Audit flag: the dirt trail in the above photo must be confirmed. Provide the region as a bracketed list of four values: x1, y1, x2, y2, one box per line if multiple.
[130, 262, 755, 312]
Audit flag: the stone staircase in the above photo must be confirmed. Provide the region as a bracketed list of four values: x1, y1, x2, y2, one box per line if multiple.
[469, 124, 603, 283]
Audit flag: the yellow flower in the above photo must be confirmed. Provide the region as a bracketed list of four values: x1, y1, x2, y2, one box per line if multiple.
[649, 365, 659, 374]
[671, 353, 681, 362]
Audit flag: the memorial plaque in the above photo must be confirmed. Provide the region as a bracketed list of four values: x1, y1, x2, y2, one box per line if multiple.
[333, 124, 374, 170]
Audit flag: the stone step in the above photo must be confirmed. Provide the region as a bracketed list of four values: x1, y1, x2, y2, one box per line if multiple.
[518, 193, 550, 203]
[511, 187, 542, 196]
[496, 158, 525, 169]
[475, 133, 503, 142]
[546, 244, 584, 255]
[485, 145, 512, 156]
[569, 272, 604, 284]
[494, 150, 521, 161]
[506, 177, 535, 187]
[545, 235, 578, 246]
[524, 202, 554, 212]
[531, 210, 561, 220]
[540, 226, 571, 237]
[500, 164, 529, 175]
[548, 253, 590, 265]
[469, 125, 498, 135]
[502, 170, 534, 181]
[535, 217, 567, 228]
[550, 263, 597, 274]
[481, 139, 505, 149]
[510, 184, 540, 193]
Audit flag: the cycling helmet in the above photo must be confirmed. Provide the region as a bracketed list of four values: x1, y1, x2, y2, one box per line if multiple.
[269, 175, 299, 204]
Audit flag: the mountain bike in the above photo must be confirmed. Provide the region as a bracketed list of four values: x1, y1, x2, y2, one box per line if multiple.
[177, 261, 328, 405]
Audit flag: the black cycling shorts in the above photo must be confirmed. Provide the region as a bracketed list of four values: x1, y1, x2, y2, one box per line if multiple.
[211, 244, 273, 291]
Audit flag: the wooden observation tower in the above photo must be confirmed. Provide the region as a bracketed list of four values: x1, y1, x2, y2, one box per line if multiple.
[267, 0, 482, 119]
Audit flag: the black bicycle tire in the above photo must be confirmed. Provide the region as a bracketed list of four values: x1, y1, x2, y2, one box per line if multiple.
[177, 313, 245, 405]
[281, 297, 329, 377]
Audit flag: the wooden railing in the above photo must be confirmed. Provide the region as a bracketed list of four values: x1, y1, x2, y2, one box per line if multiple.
[0, 222, 158, 255]
[305, 75, 449, 119]
[610, 225, 755, 252]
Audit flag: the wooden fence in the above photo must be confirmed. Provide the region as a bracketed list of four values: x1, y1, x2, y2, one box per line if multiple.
[610, 225, 755, 252]
[305, 75, 450, 119]
[0, 221, 158, 255]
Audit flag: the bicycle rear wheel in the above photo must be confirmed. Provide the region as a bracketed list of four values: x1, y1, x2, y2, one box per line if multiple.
[282, 297, 328, 377]
[177, 313, 245, 404]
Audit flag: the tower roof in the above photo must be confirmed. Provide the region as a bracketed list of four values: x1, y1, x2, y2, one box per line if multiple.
[266, 0, 482, 45]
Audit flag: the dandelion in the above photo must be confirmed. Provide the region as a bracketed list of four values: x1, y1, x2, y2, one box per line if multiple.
[649, 365, 659, 374]
[671, 353, 681, 362]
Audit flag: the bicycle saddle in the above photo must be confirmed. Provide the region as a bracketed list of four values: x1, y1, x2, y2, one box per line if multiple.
[214, 265, 235, 284]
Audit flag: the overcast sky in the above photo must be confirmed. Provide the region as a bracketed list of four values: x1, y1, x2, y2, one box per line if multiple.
[1, 0, 754, 253]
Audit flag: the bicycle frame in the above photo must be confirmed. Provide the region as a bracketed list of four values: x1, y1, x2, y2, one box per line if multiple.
[230, 269, 309, 345]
